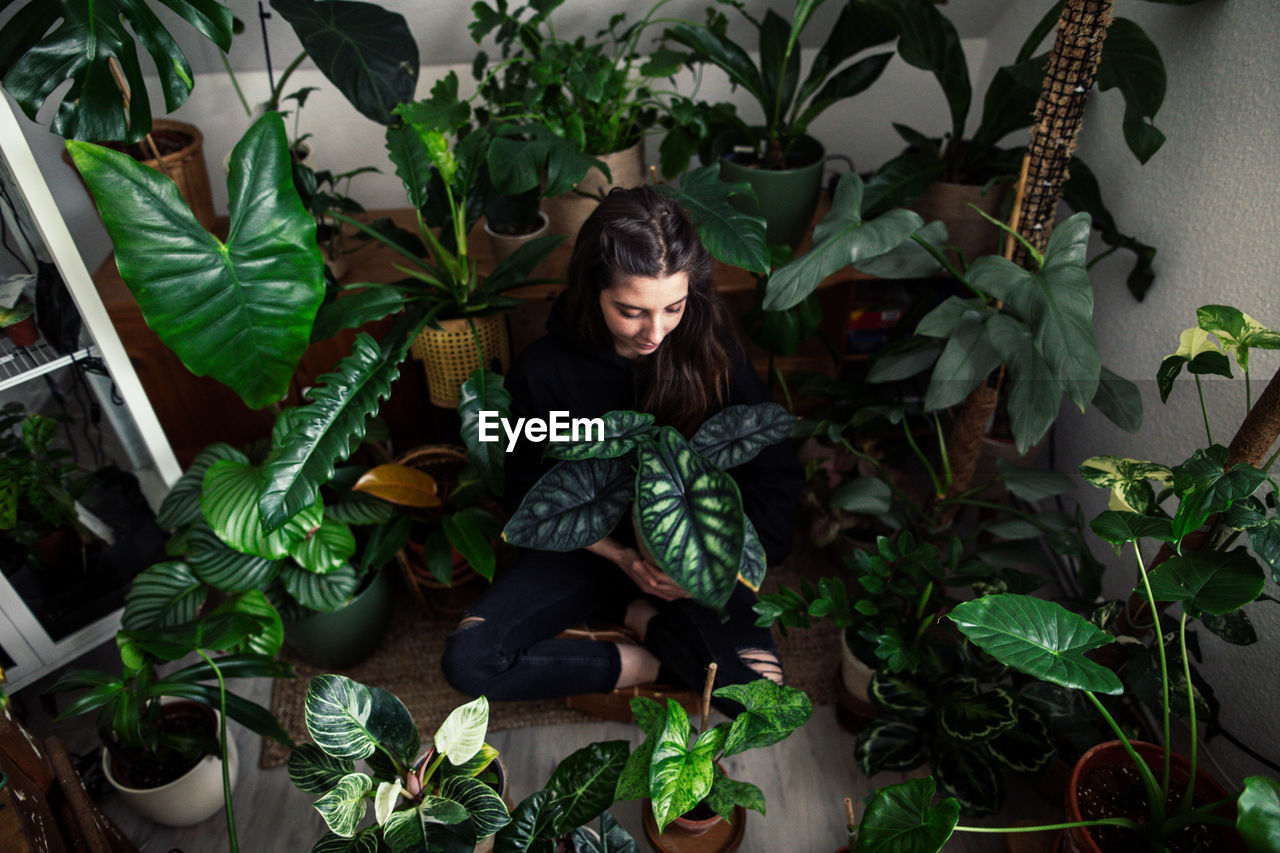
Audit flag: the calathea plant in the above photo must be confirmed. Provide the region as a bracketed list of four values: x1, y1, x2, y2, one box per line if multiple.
[289, 676, 509, 852]
[503, 403, 795, 611]
[614, 678, 812, 831]
[493, 739, 636, 851]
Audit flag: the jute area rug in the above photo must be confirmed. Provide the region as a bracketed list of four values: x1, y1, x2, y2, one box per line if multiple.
[261, 548, 841, 769]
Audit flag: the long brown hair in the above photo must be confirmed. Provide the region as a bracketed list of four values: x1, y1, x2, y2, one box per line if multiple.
[562, 186, 733, 434]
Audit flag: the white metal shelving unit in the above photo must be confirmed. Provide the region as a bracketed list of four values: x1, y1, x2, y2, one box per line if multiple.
[0, 100, 182, 692]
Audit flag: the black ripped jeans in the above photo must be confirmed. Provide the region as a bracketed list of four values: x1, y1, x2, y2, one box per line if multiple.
[440, 548, 779, 714]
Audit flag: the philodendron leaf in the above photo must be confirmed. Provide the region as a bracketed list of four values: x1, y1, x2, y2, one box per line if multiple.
[984, 312, 1061, 453]
[259, 311, 427, 532]
[157, 443, 246, 530]
[543, 411, 657, 461]
[290, 516, 357, 575]
[1237, 775, 1280, 853]
[854, 778, 959, 853]
[202, 460, 322, 560]
[704, 768, 766, 821]
[1249, 518, 1280, 584]
[439, 774, 511, 840]
[1145, 548, 1265, 617]
[435, 696, 490, 767]
[311, 829, 384, 853]
[1196, 304, 1280, 374]
[1089, 511, 1175, 548]
[382, 796, 471, 849]
[689, 403, 795, 471]
[442, 743, 499, 781]
[1096, 17, 1167, 163]
[1170, 449, 1267, 543]
[504, 456, 631, 552]
[1092, 366, 1144, 434]
[68, 113, 323, 408]
[948, 594, 1123, 694]
[271, 0, 418, 126]
[314, 772, 373, 837]
[855, 718, 928, 776]
[649, 700, 725, 831]
[460, 368, 510, 497]
[122, 561, 206, 631]
[657, 165, 768, 274]
[545, 740, 631, 836]
[765, 173, 924, 311]
[0, 0, 232, 143]
[712, 680, 812, 757]
[1079, 455, 1173, 514]
[289, 742, 356, 795]
[615, 697, 666, 802]
[635, 427, 745, 611]
[570, 810, 639, 853]
[495, 789, 562, 853]
[968, 212, 1100, 410]
[1157, 325, 1232, 403]
[305, 674, 420, 764]
[924, 309, 1002, 412]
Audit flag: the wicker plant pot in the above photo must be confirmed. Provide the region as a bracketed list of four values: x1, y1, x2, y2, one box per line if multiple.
[411, 315, 510, 408]
[392, 445, 492, 617]
[907, 181, 1009, 271]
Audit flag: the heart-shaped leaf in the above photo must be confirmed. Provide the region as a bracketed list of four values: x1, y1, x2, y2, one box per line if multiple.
[289, 742, 355, 795]
[711, 680, 812, 757]
[1237, 775, 1280, 853]
[649, 700, 725, 830]
[689, 402, 795, 471]
[948, 594, 1123, 694]
[1145, 548, 1265, 616]
[495, 789, 563, 853]
[1197, 304, 1280, 374]
[504, 456, 631, 553]
[545, 740, 631, 836]
[1090, 510, 1175, 547]
[855, 778, 959, 853]
[305, 674, 420, 764]
[435, 696, 489, 767]
[1079, 456, 1173, 514]
[315, 772, 373, 837]
[68, 113, 324, 408]
[924, 309, 1002, 412]
[158, 443, 246, 530]
[439, 774, 511, 840]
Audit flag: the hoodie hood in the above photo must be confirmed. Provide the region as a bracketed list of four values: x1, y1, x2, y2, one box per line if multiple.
[545, 291, 634, 372]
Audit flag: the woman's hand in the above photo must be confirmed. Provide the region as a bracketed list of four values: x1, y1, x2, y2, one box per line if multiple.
[586, 537, 689, 601]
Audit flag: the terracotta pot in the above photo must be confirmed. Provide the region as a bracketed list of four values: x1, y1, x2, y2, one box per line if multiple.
[543, 138, 645, 243]
[1063, 740, 1241, 853]
[641, 798, 746, 852]
[3, 315, 38, 347]
[102, 700, 238, 827]
[908, 180, 1010, 270]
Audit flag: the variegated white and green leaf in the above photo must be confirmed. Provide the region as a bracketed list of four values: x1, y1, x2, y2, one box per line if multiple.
[441, 743, 499, 780]
[1078, 455, 1173, 513]
[375, 779, 402, 825]
[314, 772, 372, 837]
[435, 696, 489, 767]
[289, 743, 355, 795]
[705, 768, 765, 822]
[440, 774, 511, 839]
[304, 674, 419, 763]
[869, 670, 930, 715]
[1197, 304, 1280, 373]
[381, 795, 470, 849]
[984, 703, 1055, 773]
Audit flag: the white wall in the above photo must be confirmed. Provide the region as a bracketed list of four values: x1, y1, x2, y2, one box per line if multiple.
[984, 0, 1280, 783]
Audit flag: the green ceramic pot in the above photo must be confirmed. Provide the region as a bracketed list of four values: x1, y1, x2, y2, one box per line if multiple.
[715, 129, 825, 248]
[284, 565, 394, 668]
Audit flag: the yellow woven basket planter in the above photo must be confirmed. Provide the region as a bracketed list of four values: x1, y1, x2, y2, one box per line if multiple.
[411, 314, 511, 408]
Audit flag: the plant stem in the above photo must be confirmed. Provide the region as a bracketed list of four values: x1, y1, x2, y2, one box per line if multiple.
[902, 420, 942, 498]
[933, 413, 953, 492]
[1246, 371, 1252, 415]
[268, 51, 308, 112]
[774, 366, 794, 414]
[1195, 375, 1213, 446]
[1133, 542, 1172, 800]
[953, 817, 1141, 834]
[1083, 691, 1165, 828]
[1163, 797, 1236, 832]
[218, 53, 253, 118]
[1177, 612, 1199, 815]
[197, 650, 238, 853]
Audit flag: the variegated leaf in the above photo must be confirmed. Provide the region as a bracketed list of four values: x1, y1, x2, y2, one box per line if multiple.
[304, 674, 420, 763]
[280, 562, 359, 612]
[314, 772, 372, 837]
[440, 774, 511, 839]
[289, 742, 355, 794]
[435, 696, 489, 767]
[188, 523, 282, 591]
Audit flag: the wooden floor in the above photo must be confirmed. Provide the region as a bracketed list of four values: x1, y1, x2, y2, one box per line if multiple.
[15, 642, 1058, 853]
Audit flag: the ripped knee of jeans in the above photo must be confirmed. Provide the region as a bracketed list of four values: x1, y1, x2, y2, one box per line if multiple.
[452, 615, 485, 635]
[738, 647, 784, 684]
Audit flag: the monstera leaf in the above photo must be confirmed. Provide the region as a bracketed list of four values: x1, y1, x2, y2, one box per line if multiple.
[304, 674, 420, 765]
[948, 594, 1123, 695]
[765, 173, 923, 311]
[68, 113, 324, 409]
[504, 456, 631, 552]
[635, 428, 746, 611]
[658, 165, 768, 275]
[271, 0, 418, 126]
[259, 310, 427, 532]
[689, 403, 795, 471]
[0, 0, 233, 142]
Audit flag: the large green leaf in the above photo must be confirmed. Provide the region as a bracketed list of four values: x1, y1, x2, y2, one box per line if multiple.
[460, 368, 510, 497]
[545, 740, 630, 836]
[315, 771, 372, 837]
[259, 312, 425, 532]
[304, 674, 420, 764]
[854, 718, 927, 776]
[1237, 775, 1280, 853]
[649, 700, 725, 831]
[765, 173, 923, 311]
[279, 561, 359, 612]
[122, 561, 206, 630]
[271, 0, 418, 126]
[860, 151, 947, 218]
[488, 123, 607, 197]
[435, 696, 489, 767]
[635, 428, 745, 611]
[923, 310, 1001, 412]
[443, 508, 500, 582]
[202, 459, 322, 560]
[854, 778, 959, 853]
[188, 523, 283, 591]
[968, 212, 1099, 409]
[290, 516, 357, 575]
[1249, 518, 1280, 584]
[658, 166, 768, 275]
[157, 443, 245, 530]
[1092, 366, 1144, 434]
[1089, 511, 1174, 547]
[68, 113, 324, 408]
[1096, 17, 1166, 163]
[1145, 549, 1265, 617]
[865, 0, 970, 142]
[439, 774, 511, 840]
[663, 23, 764, 105]
[504, 456, 631, 552]
[689, 403, 795, 471]
[0, 0, 233, 143]
[494, 789, 561, 853]
[614, 698, 666, 802]
[948, 594, 1123, 694]
[1170, 448, 1267, 542]
[543, 411, 657, 461]
[794, 0, 896, 111]
[984, 313, 1061, 452]
[793, 51, 894, 135]
[711, 680, 812, 757]
[288, 742, 355, 795]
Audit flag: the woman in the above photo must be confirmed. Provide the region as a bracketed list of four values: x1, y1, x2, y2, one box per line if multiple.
[441, 186, 803, 709]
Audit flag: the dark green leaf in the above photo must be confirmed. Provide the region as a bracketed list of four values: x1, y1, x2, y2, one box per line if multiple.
[861, 152, 947, 218]
[304, 674, 419, 764]
[935, 748, 1002, 817]
[866, 0, 970, 141]
[122, 561, 206, 630]
[867, 337, 942, 383]
[704, 768, 765, 821]
[543, 411, 656, 461]
[854, 777, 959, 853]
[569, 811, 638, 853]
[1145, 548, 1265, 616]
[855, 718, 927, 776]
[712, 681, 811, 757]
[1200, 608, 1258, 646]
[288, 742, 355, 794]
[984, 702, 1055, 773]
[158, 443, 245, 530]
[1096, 18, 1166, 163]
[937, 688, 1017, 742]
[1092, 366, 1143, 434]
[440, 774, 511, 840]
[494, 789, 560, 853]
[279, 562, 359, 612]
[460, 368, 510, 497]
[1237, 775, 1280, 853]
[690, 403, 795, 471]
[658, 166, 768, 274]
[995, 458, 1074, 502]
[985, 313, 1062, 453]
[868, 671, 929, 716]
[545, 740, 630, 836]
[504, 457, 631, 553]
[202, 460, 321, 559]
[1090, 510, 1175, 547]
[923, 310, 1001, 412]
[289, 517, 357, 575]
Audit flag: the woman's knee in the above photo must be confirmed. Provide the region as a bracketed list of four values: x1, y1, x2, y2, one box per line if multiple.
[440, 615, 504, 697]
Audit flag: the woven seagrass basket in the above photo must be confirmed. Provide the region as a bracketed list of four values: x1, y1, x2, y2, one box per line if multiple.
[410, 315, 510, 408]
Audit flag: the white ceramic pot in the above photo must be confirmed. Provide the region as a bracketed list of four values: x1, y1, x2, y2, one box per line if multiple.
[102, 707, 239, 827]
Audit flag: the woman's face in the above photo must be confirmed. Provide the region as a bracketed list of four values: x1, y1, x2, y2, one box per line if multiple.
[599, 272, 689, 360]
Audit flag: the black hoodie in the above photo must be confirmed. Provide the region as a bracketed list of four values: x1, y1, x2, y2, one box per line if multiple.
[502, 296, 804, 566]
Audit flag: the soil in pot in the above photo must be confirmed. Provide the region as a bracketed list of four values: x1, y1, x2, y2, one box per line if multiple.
[1076, 763, 1229, 853]
[101, 127, 193, 160]
[104, 700, 217, 789]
